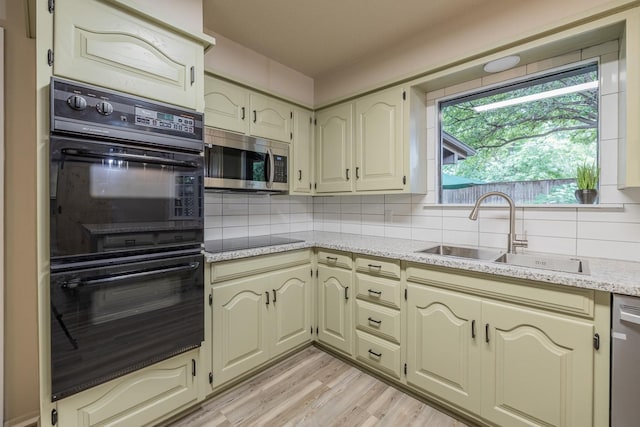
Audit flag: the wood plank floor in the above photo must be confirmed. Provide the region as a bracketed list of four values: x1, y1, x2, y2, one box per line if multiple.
[169, 346, 471, 427]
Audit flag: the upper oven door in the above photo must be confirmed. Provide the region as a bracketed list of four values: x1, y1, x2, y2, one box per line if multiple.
[50, 136, 204, 262]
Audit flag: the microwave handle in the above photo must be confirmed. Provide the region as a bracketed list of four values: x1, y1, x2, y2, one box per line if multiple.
[266, 148, 275, 189]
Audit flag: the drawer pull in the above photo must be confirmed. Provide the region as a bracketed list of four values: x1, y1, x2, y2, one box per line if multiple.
[368, 317, 382, 325]
[368, 349, 382, 358]
[368, 264, 382, 269]
[368, 289, 382, 295]
[326, 256, 338, 262]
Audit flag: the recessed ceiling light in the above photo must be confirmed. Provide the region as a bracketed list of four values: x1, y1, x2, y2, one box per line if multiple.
[483, 55, 521, 73]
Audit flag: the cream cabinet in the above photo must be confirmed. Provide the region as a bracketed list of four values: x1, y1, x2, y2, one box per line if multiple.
[354, 87, 405, 191]
[203, 75, 293, 143]
[314, 85, 426, 195]
[209, 250, 313, 388]
[315, 103, 354, 193]
[291, 108, 314, 194]
[53, 0, 208, 110]
[317, 251, 353, 354]
[55, 349, 200, 427]
[406, 264, 609, 427]
[353, 255, 403, 379]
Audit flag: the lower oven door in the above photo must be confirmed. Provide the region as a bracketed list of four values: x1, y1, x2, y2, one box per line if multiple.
[50, 252, 204, 401]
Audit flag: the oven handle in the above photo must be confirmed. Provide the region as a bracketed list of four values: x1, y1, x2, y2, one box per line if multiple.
[61, 148, 200, 169]
[63, 262, 200, 289]
[265, 148, 275, 189]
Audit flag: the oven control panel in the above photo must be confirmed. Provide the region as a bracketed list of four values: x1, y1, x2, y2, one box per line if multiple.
[51, 77, 204, 152]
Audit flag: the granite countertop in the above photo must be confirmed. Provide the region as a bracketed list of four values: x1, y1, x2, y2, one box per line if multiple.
[204, 231, 640, 297]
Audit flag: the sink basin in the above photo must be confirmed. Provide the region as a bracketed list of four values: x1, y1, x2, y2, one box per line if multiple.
[494, 252, 589, 274]
[417, 245, 503, 261]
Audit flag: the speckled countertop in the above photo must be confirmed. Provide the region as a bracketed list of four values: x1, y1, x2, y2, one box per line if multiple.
[204, 231, 640, 297]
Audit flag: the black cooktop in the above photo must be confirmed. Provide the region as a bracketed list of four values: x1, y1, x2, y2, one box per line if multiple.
[204, 235, 304, 253]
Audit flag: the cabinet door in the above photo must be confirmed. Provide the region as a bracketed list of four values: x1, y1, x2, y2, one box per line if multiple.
[317, 265, 353, 355]
[56, 350, 199, 427]
[54, 0, 202, 109]
[249, 93, 292, 143]
[406, 284, 482, 413]
[204, 76, 249, 134]
[211, 279, 270, 385]
[355, 87, 404, 191]
[315, 103, 354, 193]
[481, 301, 594, 427]
[291, 108, 314, 193]
[270, 266, 313, 357]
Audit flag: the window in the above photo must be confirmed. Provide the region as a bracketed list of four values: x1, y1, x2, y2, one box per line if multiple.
[439, 63, 599, 204]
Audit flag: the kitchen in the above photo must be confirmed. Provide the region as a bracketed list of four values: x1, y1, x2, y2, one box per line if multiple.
[4, 0, 640, 426]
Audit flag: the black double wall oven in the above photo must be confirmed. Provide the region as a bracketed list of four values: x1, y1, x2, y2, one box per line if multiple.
[49, 78, 205, 401]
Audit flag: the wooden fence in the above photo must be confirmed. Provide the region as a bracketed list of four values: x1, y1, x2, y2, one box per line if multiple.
[441, 178, 576, 204]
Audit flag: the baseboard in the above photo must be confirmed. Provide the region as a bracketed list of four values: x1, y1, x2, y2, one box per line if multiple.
[3, 412, 39, 427]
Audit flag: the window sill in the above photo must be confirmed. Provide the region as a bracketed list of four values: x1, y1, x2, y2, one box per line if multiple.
[423, 203, 625, 211]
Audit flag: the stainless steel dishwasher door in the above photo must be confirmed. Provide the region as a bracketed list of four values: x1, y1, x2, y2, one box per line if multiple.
[611, 294, 640, 427]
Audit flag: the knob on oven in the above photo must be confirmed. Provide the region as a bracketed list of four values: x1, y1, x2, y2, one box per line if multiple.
[67, 95, 87, 111]
[96, 101, 114, 116]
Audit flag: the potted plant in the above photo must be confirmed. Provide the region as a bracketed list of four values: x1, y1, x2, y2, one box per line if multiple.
[575, 161, 600, 204]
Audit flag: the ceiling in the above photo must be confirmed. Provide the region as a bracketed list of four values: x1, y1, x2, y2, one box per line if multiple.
[203, 0, 491, 78]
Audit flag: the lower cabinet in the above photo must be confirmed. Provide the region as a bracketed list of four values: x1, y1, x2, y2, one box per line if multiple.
[406, 265, 606, 427]
[55, 349, 200, 427]
[317, 262, 353, 355]
[209, 251, 313, 388]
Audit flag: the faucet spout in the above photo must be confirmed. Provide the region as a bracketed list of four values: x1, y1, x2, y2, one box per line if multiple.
[468, 191, 527, 254]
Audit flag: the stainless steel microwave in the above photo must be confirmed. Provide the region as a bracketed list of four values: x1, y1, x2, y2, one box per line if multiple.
[204, 128, 289, 192]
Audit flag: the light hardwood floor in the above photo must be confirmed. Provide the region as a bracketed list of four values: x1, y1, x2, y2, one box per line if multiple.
[169, 346, 470, 427]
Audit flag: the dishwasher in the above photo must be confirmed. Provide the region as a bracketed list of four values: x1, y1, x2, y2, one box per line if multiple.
[611, 294, 640, 427]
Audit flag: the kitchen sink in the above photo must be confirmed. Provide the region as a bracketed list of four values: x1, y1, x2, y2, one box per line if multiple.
[416, 245, 503, 261]
[494, 252, 589, 274]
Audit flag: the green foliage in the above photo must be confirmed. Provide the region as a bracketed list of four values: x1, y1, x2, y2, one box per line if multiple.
[533, 183, 578, 204]
[441, 64, 599, 204]
[576, 161, 600, 189]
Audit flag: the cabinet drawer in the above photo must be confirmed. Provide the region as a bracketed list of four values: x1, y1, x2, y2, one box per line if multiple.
[406, 263, 595, 318]
[355, 255, 401, 279]
[210, 250, 311, 284]
[317, 250, 352, 269]
[355, 330, 401, 379]
[355, 273, 402, 309]
[356, 300, 401, 343]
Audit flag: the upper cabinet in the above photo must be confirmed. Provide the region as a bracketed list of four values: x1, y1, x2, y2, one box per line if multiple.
[291, 108, 314, 194]
[314, 85, 426, 195]
[315, 103, 354, 193]
[355, 87, 405, 192]
[53, 0, 208, 110]
[204, 75, 293, 144]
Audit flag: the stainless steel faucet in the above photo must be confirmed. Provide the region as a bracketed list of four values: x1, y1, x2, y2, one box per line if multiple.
[468, 191, 528, 254]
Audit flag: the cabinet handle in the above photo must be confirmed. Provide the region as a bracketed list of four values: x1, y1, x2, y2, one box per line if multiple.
[265, 291, 270, 305]
[368, 289, 382, 295]
[368, 264, 382, 270]
[346, 168, 350, 181]
[345, 286, 349, 300]
[272, 289, 277, 303]
[356, 167, 360, 179]
[298, 170, 302, 181]
[485, 323, 490, 343]
[368, 349, 382, 358]
[253, 110, 257, 123]
[326, 256, 338, 262]
[190, 66, 195, 86]
[241, 107, 245, 120]
[471, 320, 476, 339]
[368, 317, 382, 325]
